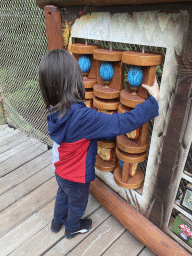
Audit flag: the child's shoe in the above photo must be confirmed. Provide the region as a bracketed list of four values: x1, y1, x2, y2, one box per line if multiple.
[51, 219, 62, 233]
[65, 218, 92, 239]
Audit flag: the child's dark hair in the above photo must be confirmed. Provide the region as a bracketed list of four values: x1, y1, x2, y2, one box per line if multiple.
[39, 49, 85, 115]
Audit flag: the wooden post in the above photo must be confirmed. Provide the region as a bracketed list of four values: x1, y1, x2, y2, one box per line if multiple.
[90, 177, 191, 256]
[0, 101, 5, 125]
[44, 5, 63, 51]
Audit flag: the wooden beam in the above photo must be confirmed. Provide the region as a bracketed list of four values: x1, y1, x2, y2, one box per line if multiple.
[36, 0, 188, 9]
[44, 5, 63, 51]
[90, 177, 191, 256]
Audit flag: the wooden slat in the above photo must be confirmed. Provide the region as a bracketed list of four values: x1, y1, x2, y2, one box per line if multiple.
[0, 133, 29, 154]
[0, 164, 54, 212]
[0, 138, 39, 163]
[0, 128, 19, 138]
[8, 195, 101, 256]
[0, 142, 48, 177]
[44, 207, 111, 256]
[0, 150, 52, 195]
[103, 230, 145, 256]
[0, 129, 21, 142]
[0, 127, 17, 134]
[0, 177, 58, 238]
[67, 216, 126, 256]
[0, 124, 8, 130]
[0, 132, 25, 148]
[0, 213, 47, 256]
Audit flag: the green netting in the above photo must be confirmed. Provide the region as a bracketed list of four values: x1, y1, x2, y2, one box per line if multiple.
[0, 0, 52, 145]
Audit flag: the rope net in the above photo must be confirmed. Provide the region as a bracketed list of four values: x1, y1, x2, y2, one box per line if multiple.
[0, 0, 52, 145]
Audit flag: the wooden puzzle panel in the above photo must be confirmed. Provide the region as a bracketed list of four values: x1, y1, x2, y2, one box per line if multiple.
[71, 40, 163, 189]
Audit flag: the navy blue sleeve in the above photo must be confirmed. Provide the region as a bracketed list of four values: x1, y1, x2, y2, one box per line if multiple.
[68, 96, 159, 141]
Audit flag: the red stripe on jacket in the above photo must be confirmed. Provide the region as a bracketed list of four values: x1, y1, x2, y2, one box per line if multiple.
[54, 138, 90, 183]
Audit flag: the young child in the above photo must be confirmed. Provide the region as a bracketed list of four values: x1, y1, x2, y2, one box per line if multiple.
[39, 49, 160, 239]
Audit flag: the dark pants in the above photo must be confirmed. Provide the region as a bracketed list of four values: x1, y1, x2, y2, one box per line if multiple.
[54, 173, 90, 231]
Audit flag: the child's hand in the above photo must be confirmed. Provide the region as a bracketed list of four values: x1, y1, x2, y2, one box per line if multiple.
[142, 77, 160, 102]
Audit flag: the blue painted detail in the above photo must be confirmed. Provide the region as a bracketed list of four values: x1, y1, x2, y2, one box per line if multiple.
[119, 160, 124, 168]
[78, 55, 91, 73]
[127, 66, 143, 87]
[100, 62, 114, 81]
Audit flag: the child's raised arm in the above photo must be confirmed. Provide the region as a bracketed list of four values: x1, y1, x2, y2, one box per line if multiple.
[64, 95, 159, 142]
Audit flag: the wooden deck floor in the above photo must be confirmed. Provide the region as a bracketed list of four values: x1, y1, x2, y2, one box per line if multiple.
[0, 124, 156, 256]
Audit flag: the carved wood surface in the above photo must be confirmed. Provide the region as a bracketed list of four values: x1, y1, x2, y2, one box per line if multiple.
[148, 11, 192, 228]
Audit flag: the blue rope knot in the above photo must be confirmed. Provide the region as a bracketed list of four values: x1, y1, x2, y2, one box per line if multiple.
[127, 65, 143, 88]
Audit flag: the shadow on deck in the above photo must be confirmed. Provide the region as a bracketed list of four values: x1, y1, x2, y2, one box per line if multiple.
[0, 124, 155, 256]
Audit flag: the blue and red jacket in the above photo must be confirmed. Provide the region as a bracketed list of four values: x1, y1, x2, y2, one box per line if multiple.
[47, 96, 159, 184]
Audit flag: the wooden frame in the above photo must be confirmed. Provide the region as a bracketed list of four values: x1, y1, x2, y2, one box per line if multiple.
[180, 184, 192, 212]
[37, 1, 192, 254]
[36, 0, 188, 9]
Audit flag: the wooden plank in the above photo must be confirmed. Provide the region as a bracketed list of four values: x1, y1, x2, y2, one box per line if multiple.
[0, 127, 17, 134]
[0, 133, 29, 154]
[0, 177, 58, 238]
[0, 164, 54, 212]
[8, 195, 101, 256]
[67, 216, 125, 256]
[139, 247, 156, 256]
[0, 213, 47, 256]
[0, 138, 39, 163]
[0, 128, 17, 138]
[0, 132, 25, 148]
[0, 142, 48, 177]
[44, 206, 111, 256]
[0, 150, 52, 195]
[0, 124, 8, 130]
[103, 230, 144, 256]
[0, 129, 21, 142]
